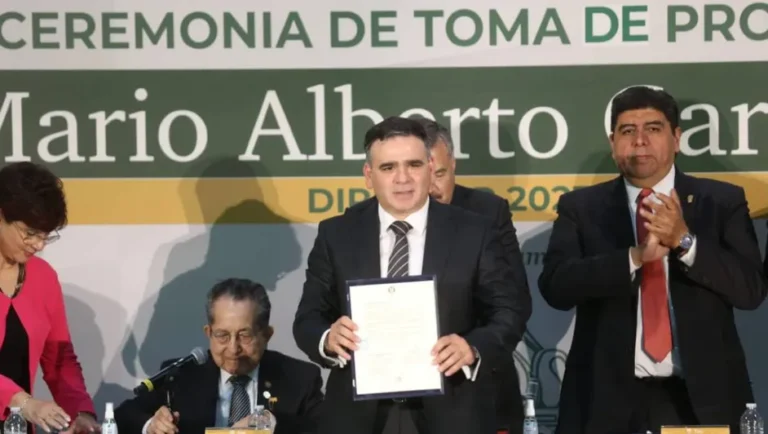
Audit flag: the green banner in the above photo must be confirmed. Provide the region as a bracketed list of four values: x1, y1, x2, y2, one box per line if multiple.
[1, 61, 766, 178]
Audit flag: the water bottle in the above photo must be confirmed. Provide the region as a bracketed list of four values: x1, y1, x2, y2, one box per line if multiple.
[3, 407, 27, 434]
[525, 377, 540, 400]
[522, 377, 540, 434]
[522, 398, 538, 434]
[248, 405, 272, 430]
[102, 402, 118, 434]
[741, 403, 764, 434]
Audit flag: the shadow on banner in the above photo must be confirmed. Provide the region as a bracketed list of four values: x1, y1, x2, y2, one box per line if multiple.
[33, 284, 133, 418]
[122, 157, 304, 379]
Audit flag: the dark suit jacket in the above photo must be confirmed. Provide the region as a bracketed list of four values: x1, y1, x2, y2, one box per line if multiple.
[114, 350, 324, 434]
[292, 197, 528, 434]
[539, 168, 768, 434]
[764, 220, 768, 280]
[450, 183, 531, 433]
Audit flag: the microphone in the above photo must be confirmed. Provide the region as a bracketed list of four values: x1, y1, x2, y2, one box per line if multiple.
[133, 347, 207, 395]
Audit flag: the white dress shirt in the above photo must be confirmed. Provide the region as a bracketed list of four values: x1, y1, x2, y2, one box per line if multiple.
[141, 366, 260, 434]
[318, 198, 481, 381]
[624, 167, 697, 378]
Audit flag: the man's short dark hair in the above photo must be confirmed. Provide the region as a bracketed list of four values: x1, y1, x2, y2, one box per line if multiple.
[0, 162, 67, 233]
[206, 278, 271, 332]
[610, 86, 680, 132]
[412, 117, 454, 157]
[362, 116, 429, 162]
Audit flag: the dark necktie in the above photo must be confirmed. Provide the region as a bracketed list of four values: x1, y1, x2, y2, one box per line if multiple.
[636, 188, 672, 362]
[228, 375, 251, 426]
[387, 221, 412, 277]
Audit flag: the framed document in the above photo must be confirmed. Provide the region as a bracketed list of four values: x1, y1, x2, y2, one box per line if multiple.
[345, 275, 444, 401]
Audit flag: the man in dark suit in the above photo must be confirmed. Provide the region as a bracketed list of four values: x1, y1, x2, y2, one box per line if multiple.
[539, 86, 768, 434]
[292, 116, 529, 434]
[414, 117, 531, 434]
[115, 278, 324, 434]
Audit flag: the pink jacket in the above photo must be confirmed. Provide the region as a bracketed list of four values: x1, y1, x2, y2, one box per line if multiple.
[0, 256, 95, 419]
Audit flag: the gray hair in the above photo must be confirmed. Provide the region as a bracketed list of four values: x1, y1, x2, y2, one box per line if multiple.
[412, 117, 454, 158]
[205, 278, 271, 331]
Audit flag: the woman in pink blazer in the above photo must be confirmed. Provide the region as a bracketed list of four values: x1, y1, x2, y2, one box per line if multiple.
[0, 162, 99, 434]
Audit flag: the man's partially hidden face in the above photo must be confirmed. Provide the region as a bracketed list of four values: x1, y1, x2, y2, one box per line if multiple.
[428, 140, 456, 204]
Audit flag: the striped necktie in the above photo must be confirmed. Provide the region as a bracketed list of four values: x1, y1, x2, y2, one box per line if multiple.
[228, 375, 251, 426]
[387, 221, 412, 277]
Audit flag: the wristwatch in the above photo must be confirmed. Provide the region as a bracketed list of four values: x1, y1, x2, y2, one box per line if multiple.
[672, 232, 695, 257]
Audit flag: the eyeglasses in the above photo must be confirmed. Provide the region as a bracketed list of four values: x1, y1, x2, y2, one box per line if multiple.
[211, 330, 259, 345]
[14, 222, 60, 245]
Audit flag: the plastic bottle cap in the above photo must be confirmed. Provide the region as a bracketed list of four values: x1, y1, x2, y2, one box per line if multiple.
[9, 407, 20, 413]
[747, 403, 757, 410]
[105, 402, 114, 418]
[255, 405, 264, 411]
[524, 399, 536, 417]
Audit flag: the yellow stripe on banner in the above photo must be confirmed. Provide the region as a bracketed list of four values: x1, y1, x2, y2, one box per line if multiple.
[62, 173, 768, 225]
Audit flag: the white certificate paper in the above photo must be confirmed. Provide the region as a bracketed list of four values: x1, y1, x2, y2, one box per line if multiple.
[346, 275, 444, 400]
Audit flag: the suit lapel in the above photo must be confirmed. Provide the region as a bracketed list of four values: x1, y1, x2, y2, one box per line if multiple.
[603, 177, 642, 349]
[355, 197, 455, 280]
[422, 199, 456, 281]
[673, 168, 697, 230]
[256, 352, 272, 408]
[257, 351, 286, 413]
[198, 355, 220, 427]
[605, 176, 636, 250]
[355, 200, 382, 279]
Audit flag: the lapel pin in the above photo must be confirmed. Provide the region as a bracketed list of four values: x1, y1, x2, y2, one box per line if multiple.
[265, 381, 272, 389]
[687, 194, 693, 203]
[262, 390, 278, 411]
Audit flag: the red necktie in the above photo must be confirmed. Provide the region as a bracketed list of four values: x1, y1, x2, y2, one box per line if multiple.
[636, 188, 673, 363]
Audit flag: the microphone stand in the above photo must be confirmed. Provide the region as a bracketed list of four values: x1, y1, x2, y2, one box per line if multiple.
[164, 365, 181, 424]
